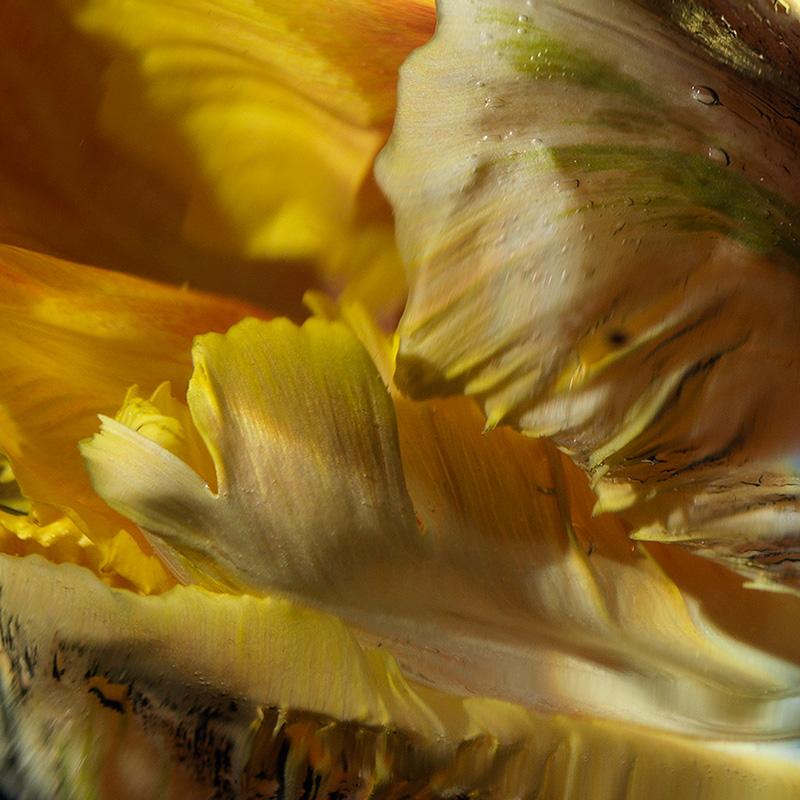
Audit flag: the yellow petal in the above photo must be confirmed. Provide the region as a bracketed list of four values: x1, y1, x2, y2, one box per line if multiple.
[0, 244, 260, 548]
[0, 0, 434, 318]
[81, 316, 800, 750]
[377, 0, 800, 589]
[82, 316, 419, 593]
[0, 510, 173, 594]
[0, 455, 30, 517]
[113, 382, 217, 489]
[3, 553, 800, 798]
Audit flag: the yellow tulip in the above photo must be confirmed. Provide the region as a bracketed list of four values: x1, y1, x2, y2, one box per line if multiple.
[0, 0, 799, 798]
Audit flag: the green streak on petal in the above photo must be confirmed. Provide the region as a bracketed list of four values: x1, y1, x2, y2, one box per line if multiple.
[578, 108, 667, 135]
[485, 11, 656, 104]
[515, 143, 800, 260]
[640, 0, 774, 83]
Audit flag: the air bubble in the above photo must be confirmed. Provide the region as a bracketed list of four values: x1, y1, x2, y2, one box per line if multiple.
[708, 146, 731, 165]
[554, 178, 580, 191]
[691, 85, 719, 105]
[518, 14, 529, 22]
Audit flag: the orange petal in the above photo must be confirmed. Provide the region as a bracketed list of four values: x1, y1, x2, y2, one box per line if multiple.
[0, 0, 434, 319]
[0, 244, 262, 544]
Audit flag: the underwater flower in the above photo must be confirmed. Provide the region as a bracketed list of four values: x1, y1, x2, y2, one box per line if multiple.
[0, 0, 799, 798]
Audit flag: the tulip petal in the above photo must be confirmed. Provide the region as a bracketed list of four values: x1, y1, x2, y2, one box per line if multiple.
[82, 317, 420, 594]
[0, 244, 260, 550]
[377, 0, 800, 589]
[3, 554, 799, 798]
[82, 316, 800, 749]
[0, 457, 29, 517]
[0, 0, 434, 317]
[0, 510, 173, 594]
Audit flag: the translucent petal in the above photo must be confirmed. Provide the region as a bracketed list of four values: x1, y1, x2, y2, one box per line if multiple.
[82, 317, 419, 593]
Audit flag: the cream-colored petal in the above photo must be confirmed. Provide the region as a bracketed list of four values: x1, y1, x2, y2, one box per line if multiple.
[82, 317, 800, 750]
[377, 0, 800, 589]
[393, 393, 800, 737]
[2, 554, 800, 799]
[82, 317, 420, 596]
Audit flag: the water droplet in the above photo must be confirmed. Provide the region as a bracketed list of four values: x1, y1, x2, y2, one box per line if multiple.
[530, 137, 543, 145]
[516, 27, 525, 34]
[481, 133, 501, 142]
[624, 196, 634, 206]
[517, 14, 529, 22]
[554, 178, 580, 191]
[708, 146, 730, 165]
[691, 85, 719, 105]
